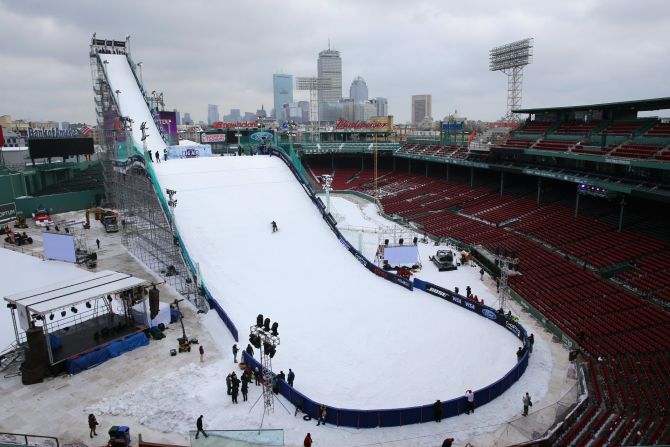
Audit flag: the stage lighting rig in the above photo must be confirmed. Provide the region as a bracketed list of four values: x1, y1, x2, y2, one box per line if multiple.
[249, 315, 281, 413]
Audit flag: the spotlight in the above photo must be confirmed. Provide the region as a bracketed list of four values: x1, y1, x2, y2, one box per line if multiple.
[271, 322, 279, 336]
[61, 311, 66, 317]
[33, 314, 42, 320]
[263, 318, 271, 331]
[107, 295, 113, 302]
[6, 303, 17, 309]
[49, 314, 54, 320]
[71, 306, 78, 314]
[257, 314, 264, 327]
[413, 236, 418, 245]
[86, 302, 92, 309]
[399, 238, 404, 246]
[384, 239, 389, 246]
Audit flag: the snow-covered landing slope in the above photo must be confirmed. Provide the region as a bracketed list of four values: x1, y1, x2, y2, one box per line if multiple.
[153, 156, 519, 409]
[99, 54, 166, 152]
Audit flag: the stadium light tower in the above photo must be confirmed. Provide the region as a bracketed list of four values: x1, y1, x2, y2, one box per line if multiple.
[489, 38, 534, 122]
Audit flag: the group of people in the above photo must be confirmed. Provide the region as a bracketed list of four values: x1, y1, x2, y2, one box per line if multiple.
[146, 148, 168, 163]
[225, 367, 255, 404]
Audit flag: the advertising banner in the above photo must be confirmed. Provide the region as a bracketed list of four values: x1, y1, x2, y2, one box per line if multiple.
[158, 111, 179, 145]
[0, 202, 17, 223]
[442, 121, 464, 132]
[201, 133, 226, 143]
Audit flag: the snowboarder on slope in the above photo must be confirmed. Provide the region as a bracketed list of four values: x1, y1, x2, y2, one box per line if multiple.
[271, 221, 278, 232]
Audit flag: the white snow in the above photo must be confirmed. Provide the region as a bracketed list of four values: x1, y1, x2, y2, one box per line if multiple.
[99, 54, 166, 153]
[152, 156, 522, 409]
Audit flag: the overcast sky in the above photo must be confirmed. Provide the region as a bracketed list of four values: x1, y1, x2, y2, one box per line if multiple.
[1, 0, 669, 124]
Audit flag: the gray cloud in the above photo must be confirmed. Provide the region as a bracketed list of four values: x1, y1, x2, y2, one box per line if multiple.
[1, 0, 668, 124]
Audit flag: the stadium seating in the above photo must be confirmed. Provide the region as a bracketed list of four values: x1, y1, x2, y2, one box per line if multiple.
[608, 143, 663, 159]
[532, 139, 577, 152]
[302, 161, 670, 444]
[645, 121, 670, 137]
[516, 121, 553, 134]
[600, 121, 643, 136]
[555, 121, 602, 135]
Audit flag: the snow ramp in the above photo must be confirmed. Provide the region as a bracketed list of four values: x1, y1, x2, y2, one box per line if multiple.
[152, 155, 521, 410]
[97, 53, 166, 153]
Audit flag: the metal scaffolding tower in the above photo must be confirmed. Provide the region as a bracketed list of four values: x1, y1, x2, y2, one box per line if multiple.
[296, 77, 331, 141]
[489, 38, 534, 122]
[493, 248, 520, 311]
[89, 35, 203, 309]
[249, 317, 280, 414]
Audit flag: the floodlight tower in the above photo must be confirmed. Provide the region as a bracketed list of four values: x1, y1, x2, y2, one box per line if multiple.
[489, 38, 534, 122]
[494, 247, 520, 311]
[249, 315, 280, 414]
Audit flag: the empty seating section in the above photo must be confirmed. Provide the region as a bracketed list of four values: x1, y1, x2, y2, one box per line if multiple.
[609, 143, 663, 159]
[600, 121, 642, 136]
[645, 121, 670, 136]
[303, 163, 670, 442]
[305, 163, 670, 350]
[517, 121, 552, 134]
[499, 139, 533, 149]
[617, 251, 670, 303]
[532, 139, 577, 152]
[555, 121, 601, 135]
[495, 118, 670, 163]
[397, 143, 469, 160]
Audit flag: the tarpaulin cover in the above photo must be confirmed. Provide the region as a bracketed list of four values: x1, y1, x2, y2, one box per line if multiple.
[65, 332, 149, 374]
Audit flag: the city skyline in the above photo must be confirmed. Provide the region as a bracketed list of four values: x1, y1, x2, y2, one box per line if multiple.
[1, 1, 669, 124]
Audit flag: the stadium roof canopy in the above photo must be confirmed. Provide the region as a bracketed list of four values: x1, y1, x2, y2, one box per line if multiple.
[514, 97, 670, 114]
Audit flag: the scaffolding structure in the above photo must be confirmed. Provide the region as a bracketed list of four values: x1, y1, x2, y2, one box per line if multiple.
[89, 35, 203, 309]
[250, 321, 280, 414]
[296, 77, 331, 141]
[494, 248, 520, 310]
[489, 38, 534, 122]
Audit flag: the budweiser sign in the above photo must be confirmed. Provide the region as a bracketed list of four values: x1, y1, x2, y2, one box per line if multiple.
[335, 119, 388, 130]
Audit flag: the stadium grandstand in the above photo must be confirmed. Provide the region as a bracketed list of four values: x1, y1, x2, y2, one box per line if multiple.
[298, 97, 670, 446]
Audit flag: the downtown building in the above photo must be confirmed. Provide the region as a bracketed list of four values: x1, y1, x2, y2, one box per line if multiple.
[273, 74, 294, 122]
[317, 48, 342, 122]
[411, 94, 432, 124]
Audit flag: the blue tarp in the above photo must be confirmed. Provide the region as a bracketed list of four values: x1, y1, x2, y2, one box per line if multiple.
[65, 332, 149, 374]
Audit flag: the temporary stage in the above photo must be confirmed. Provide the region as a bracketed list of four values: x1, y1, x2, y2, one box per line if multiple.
[4, 270, 151, 374]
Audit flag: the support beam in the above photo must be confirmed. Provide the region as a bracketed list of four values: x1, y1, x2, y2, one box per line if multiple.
[446, 164, 449, 182]
[536, 177, 542, 204]
[408, 159, 411, 174]
[470, 167, 474, 187]
[500, 172, 505, 197]
[618, 197, 626, 232]
[575, 189, 580, 217]
[425, 162, 429, 177]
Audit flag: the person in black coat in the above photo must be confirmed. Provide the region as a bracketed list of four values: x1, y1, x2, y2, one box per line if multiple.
[226, 373, 232, 396]
[232, 344, 239, 362]
[195, 415, 208, 439]
[241, 378, 249, 401]
[231, 373, 240, 404]
[246, 343, 254, 357]
[442, 438, 454, 447]
[433, 400, 442, 422]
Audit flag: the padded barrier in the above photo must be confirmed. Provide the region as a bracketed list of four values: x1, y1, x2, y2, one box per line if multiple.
[65, 331, 149, 374]
[242, 349, 530, 428]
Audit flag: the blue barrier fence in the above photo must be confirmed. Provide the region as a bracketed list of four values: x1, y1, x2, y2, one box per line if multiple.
[243, 350, 529, 428]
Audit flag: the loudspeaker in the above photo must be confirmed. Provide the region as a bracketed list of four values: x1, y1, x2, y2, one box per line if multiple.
[149, 287, 160, 320]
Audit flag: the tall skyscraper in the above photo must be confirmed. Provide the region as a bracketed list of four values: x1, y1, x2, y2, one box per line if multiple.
[317, 48, 342, 122]
[273, 74, 293, 122]
[183, 112, 192, 125]
[349, 76, 368, 103]
[374, 97, 388, 117]
[207, 104, 219, 125]
[411, 95, 432, 124]
[173, 109, 181, 126]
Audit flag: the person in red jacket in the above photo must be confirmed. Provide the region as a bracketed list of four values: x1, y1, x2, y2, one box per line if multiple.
[303, 433, 312, 447]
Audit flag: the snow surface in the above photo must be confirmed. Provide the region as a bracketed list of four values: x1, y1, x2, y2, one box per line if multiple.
[0, 248, 91, 350]
[152, 156, 521, 409]
[86, 187, 553, 445]
[99, 54, 166, 153]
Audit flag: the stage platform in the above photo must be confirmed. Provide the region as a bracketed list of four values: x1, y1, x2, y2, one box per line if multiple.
[50, 313, 146, 364]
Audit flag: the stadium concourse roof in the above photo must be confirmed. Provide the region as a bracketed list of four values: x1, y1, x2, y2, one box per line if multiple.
[514, 97, 670, 114]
